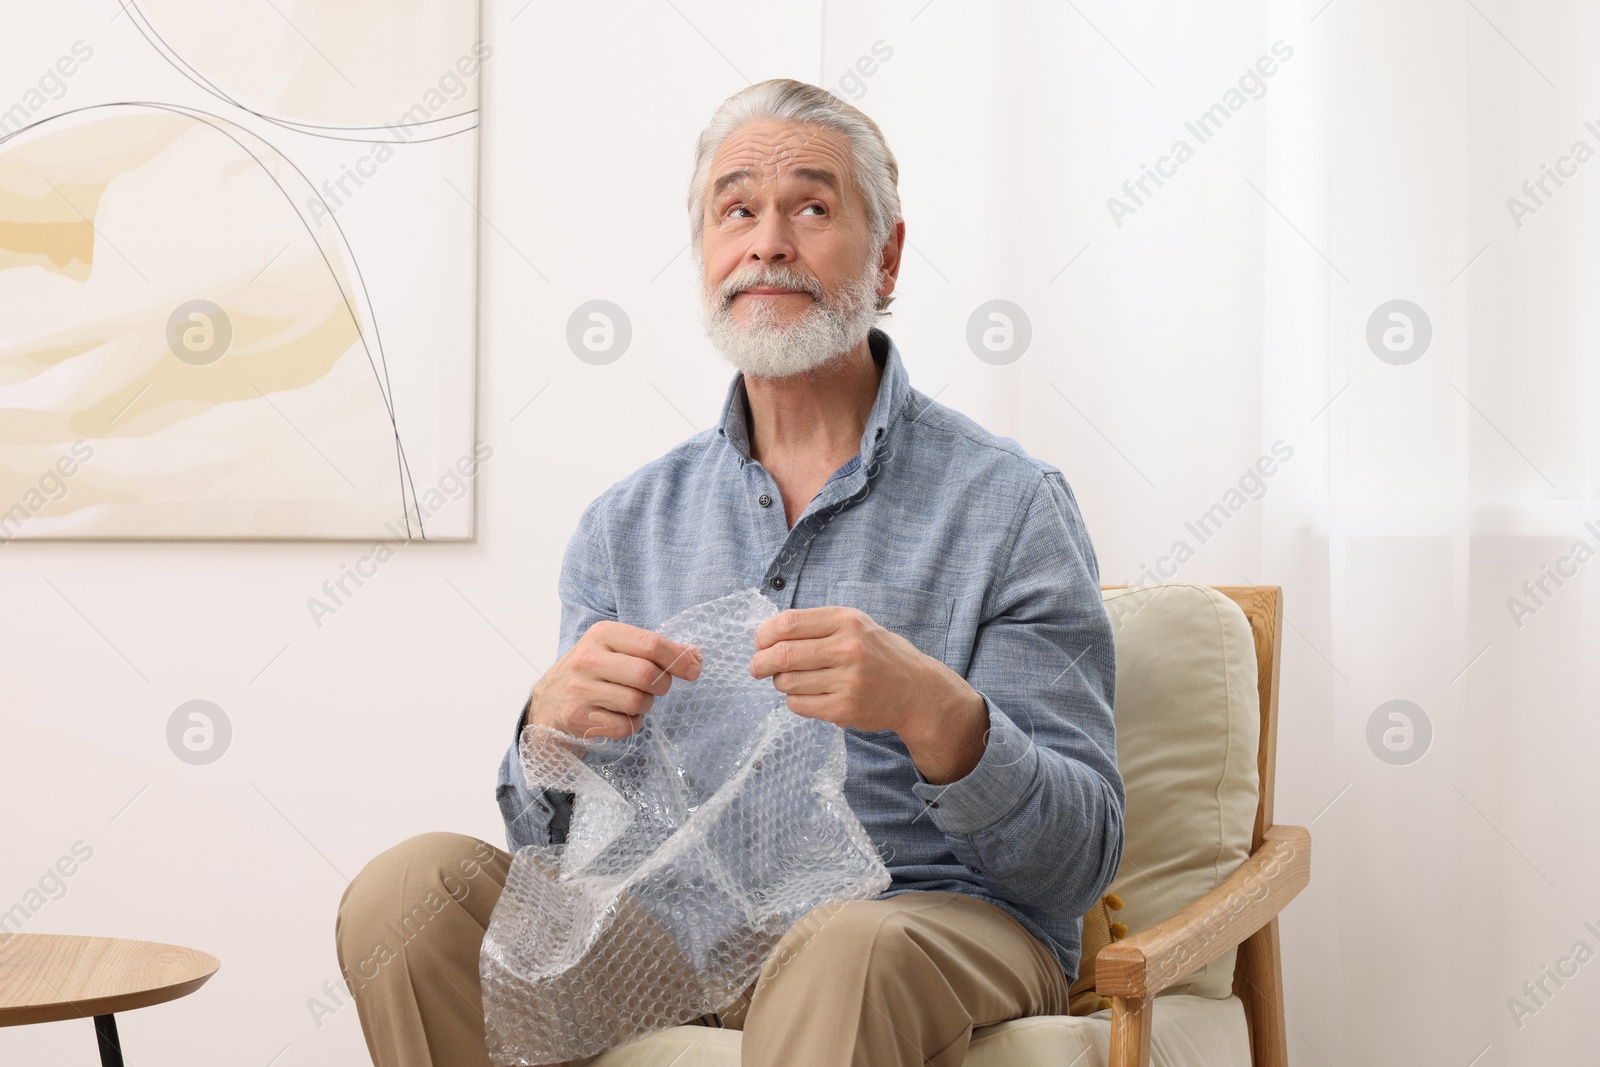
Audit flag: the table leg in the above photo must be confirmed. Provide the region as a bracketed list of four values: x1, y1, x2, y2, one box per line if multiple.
[94, 1013, 125, 1067]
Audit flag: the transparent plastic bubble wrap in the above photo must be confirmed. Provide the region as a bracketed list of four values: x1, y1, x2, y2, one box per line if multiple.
[480, 586, 891, 1065]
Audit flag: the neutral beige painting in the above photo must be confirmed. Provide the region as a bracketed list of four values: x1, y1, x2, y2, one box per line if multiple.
[0, 106, 421, 538]
[0, 0, 480, 540]
[128, 0, 480, 137]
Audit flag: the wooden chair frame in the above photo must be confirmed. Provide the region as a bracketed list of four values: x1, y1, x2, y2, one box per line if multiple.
[1097, 586, 1309, 1067]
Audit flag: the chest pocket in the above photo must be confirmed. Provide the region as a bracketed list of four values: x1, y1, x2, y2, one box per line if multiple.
[827, 579, 956, 664]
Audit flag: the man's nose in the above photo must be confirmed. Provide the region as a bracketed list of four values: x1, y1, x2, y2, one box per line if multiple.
[746, 211, 797, 264]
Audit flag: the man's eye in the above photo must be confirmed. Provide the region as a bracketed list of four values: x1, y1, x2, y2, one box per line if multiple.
[728, 206, 753, 218]
[801, 204, 826, 215]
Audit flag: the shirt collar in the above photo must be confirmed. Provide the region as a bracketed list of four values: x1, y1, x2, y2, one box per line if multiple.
[716, 327, 910, 468]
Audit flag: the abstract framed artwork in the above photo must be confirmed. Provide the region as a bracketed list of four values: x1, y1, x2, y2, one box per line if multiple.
[1, 0, 484, 540]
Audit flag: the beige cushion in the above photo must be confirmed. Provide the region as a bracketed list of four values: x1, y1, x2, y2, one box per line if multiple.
[1100, 583, 1261, 999]
[589, 994, 1252, 1067]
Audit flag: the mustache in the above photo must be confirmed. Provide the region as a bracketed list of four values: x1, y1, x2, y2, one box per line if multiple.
[716, 265, 824, 306]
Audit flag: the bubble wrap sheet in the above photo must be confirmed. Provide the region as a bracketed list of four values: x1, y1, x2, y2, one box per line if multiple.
[480, 587, 891, 1065]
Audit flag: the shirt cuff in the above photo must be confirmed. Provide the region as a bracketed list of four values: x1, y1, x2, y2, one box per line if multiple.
[908, 693, 1042, 836]
[497, 702, 557, 847]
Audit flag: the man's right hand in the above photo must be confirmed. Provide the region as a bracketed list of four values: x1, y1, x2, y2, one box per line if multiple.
[524, 621, 703, 741]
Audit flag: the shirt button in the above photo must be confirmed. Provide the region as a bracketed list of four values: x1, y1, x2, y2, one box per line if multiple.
[875, 427, 883, 438]
[924, 799, 939, 809]
[538, 803, 549, 814]
[771, 575, 786, 590]
[968, 866, 982, 875]
[758, 493, 772, 507]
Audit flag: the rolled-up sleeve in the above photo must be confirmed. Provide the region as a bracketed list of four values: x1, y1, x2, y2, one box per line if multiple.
[496, 495, 618, 852]
[908, 471, 1125, 919]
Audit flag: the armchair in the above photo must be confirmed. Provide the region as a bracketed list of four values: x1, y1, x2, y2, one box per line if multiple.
[1098, 586, 1309, 1067]
[584, 583, 1309, 1067]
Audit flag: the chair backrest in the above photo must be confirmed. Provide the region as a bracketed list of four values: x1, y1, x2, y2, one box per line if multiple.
[1210, 586, 1284, 1045]
[1098, 584, 1269, 1000]
[1210, 586, 1282, 856]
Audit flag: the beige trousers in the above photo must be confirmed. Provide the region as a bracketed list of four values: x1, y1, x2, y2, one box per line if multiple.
[334, 832, 1071, 1067]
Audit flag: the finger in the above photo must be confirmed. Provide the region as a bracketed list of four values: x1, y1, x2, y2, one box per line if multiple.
[597, 622, 702, 680]
[580, 708, 644, 741]
[573, 675, 661, 738]
[754, 607, 852, 651]
[766, 667, 843, 696]
[749, 634, 839, 680]
[583, 679, 655, 720]
[545, 680, 653, 740]
[778, 692, 841, 723]
[590, 648, 677, 697]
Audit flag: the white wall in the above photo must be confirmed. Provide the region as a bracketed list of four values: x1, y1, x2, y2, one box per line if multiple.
[4, 2, 1597, 1065]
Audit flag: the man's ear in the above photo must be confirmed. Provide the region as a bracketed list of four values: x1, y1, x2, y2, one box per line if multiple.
[877, 219, 906, 305]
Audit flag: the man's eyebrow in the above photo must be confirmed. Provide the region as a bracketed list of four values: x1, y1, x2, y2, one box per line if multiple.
[710, 166, 841, 199]
[712, 168, 754, 199]
[789, 166, 840, 193]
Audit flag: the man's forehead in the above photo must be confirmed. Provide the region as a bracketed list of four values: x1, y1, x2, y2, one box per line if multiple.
[712, 164, 843, 203]
[710, 122, 852, 187]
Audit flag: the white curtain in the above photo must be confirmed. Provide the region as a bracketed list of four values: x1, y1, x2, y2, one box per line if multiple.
[817, 2, 1599, 1063]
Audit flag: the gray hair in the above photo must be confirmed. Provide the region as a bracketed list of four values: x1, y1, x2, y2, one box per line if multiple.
[687, 79, 902, 305]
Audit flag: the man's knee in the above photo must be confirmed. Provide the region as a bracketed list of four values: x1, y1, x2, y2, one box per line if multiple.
[758, 899, 924, 991]
[335, 832, 508, 985]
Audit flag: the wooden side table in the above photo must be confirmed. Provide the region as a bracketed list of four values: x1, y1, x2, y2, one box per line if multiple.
[0, 934, 219, 1066]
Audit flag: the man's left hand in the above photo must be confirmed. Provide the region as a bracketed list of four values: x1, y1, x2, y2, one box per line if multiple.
[748, 606, 989, 784]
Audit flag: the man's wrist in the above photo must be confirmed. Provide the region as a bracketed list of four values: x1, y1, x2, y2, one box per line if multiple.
[898, 672, 988, 785]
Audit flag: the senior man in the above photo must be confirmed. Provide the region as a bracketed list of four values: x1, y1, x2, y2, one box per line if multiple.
[335, 78, 1124, 1067]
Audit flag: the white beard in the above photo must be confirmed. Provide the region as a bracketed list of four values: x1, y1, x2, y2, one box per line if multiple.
[701, 258, 884, 380]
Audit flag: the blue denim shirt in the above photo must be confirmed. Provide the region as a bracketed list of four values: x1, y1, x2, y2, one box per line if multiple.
[496, 327, 1124, 983]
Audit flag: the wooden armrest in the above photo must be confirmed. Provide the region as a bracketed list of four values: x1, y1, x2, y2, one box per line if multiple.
[1096, 824, 1310, 999]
